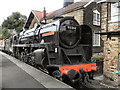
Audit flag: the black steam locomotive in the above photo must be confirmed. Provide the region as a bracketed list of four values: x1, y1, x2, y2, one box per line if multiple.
[4, 17, 97, 87]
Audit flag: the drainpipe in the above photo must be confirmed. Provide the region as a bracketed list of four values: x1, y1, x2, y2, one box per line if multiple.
[106, 2, 109, 33]
[118, 2, 120, 30]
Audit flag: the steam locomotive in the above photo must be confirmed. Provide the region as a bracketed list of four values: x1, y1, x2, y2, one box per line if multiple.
[3, 17, 97, 87]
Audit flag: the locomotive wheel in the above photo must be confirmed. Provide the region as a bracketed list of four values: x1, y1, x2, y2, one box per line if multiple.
[74, 79, 83, 88]
[23, 50, 29, 63]
[21, 51, 28, 63]
[52, 70, 62, 80]
[17, 51, 21, 60]
[15, 48, 20, 59]
[28, 55, 35, 66]
[20, 51, 25, 61]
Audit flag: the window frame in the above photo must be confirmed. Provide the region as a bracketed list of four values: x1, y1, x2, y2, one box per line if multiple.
[109, 2, 119, 22]
[93, 30, 100, 47]
[93, 10, 100, 26]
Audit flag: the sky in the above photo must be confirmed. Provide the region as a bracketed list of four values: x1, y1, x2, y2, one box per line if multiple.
[0, 0, 81, 25]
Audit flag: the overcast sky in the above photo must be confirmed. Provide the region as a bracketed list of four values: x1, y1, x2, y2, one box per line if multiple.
[0, 0, 81, 25]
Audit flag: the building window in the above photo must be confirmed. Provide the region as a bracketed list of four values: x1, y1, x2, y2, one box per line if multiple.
[110, 2, 119, 22]
[93, 10, 100, 26]
[93, 30, 100, 46]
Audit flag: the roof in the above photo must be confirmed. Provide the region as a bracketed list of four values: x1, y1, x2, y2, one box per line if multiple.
[32, 10, 43, 21]
[24, 0, 92, 29]
[24, 10, 44, 29]
[97, 0, 119, 3]
[45, 1, 89, 19]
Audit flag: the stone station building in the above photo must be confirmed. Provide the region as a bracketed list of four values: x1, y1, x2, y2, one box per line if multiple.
[98, 1, 120, 86]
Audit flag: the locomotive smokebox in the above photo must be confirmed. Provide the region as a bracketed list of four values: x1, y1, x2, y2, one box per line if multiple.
[63, 0, 74, 7]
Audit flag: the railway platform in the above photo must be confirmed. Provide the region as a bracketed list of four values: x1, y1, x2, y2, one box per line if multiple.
[0, 51, 74, 89]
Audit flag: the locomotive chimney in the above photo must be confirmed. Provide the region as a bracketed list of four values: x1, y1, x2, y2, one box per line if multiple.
[42, 7, 46, 18]
[41, 7, 46, 24]
[63, 0, 74, 8]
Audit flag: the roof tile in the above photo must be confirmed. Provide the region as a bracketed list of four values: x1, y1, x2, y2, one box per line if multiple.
[46, 1, 89, 19]
[32, 10, 43, 21]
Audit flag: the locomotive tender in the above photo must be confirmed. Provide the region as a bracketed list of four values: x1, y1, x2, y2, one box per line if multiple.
[4, 17, 97, 86]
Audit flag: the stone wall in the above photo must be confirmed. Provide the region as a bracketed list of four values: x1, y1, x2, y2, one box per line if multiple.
[29, 17, 39, 29]
[101, 2, 120, 86]
[62, 9, 84, 25]
[46, 9, 84, 24]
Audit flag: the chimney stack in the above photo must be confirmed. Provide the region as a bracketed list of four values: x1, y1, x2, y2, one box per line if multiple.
[63, 0, 74, 7]
[42, 7, 46, 18]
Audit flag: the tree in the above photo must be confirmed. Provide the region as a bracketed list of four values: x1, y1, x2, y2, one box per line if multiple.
[0, 26, 11, 39]
[2, 12, 27, 33]
[0, 26, 3, 39]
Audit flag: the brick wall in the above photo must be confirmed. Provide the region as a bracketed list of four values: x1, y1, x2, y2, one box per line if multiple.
[101, 2, 120, 86]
